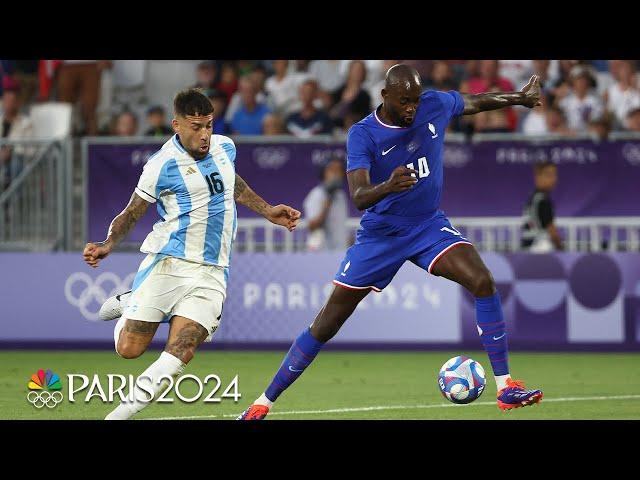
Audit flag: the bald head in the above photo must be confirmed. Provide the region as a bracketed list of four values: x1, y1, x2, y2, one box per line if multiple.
[385, 64, 422, 91]
[380, 64, 422, 127]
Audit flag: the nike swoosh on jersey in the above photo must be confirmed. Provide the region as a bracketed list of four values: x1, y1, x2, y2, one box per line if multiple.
[382, 145, 397, 156]
[493, 333, 506, 340]
[288, 366, 303, 372]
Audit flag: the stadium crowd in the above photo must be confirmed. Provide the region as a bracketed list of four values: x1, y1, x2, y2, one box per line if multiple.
[2, 60, 640, 140]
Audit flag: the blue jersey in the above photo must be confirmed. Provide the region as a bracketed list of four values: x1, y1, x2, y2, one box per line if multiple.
[346, 90, 465, 225]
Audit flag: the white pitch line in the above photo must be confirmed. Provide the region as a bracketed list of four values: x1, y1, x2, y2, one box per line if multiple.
[143, 394, 640, 420]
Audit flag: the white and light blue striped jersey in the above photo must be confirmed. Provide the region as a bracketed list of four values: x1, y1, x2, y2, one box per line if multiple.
[135, 134, 237, 267]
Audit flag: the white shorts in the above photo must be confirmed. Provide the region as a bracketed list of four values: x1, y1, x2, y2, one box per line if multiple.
[123, 253, 228, 340]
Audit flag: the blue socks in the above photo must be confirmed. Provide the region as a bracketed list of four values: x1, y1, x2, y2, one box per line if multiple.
[475, 293, 510, 377]
[264, 327, 325, 402]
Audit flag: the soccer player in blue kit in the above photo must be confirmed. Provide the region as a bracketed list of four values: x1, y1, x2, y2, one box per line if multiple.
[239, 64, 544, 419]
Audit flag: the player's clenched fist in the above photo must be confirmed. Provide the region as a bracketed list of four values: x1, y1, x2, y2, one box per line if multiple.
[266, 204, 301, 232]
[83, 241, 112, 268]
[384, 165, 419, 193]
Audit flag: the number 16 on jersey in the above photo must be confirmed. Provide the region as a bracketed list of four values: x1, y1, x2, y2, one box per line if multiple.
[406, 156, 430, 179]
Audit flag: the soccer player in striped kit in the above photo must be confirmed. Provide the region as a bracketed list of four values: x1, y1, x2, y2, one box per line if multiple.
[239, 64, 544, 419]
[83, 88, 300, 420]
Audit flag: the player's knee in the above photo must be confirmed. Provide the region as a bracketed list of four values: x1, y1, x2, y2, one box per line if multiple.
[470, 270, 496, 298]
[116, 341, 146, 359]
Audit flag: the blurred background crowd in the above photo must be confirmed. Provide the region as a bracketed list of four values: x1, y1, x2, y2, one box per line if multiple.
[3, 59, 640, 141]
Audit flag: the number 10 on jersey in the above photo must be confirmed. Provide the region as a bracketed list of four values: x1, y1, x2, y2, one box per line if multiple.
[406, 156, 430, 178]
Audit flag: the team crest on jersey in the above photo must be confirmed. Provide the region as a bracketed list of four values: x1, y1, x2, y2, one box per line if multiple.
[406, 141, 419, 153]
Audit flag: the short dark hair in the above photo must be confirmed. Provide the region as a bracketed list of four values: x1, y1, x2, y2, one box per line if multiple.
[534, 160, 556, 174]
[173, 88, 214, 117]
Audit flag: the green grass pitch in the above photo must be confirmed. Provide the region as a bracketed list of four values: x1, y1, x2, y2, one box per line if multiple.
[2, 350, 639, 420]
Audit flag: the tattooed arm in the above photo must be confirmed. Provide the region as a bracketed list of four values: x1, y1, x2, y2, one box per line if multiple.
[83, 192, 150, 268]
[462, 75, 542, 115]
[234, 173, 301, 232]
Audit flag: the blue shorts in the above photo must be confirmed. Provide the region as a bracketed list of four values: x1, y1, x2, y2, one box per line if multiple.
[333, 211, 472, 292]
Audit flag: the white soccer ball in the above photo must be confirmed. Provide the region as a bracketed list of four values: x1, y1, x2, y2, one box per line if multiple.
[438, 355, 486, 404]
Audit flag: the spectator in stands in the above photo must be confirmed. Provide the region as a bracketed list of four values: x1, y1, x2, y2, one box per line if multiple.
[252, 64, 268, 96]
[303, 155, 349, 251]
[225, 69, 268, 125]
[215, 62, 239, 103]
[194, 61, 218, 90]
[460, 59, 517, 132]
[144, 105, 173, 137]
[111, 110, 138, 136]
[545, 105, 574, 136]
[626, 107, 640, 132]
[588, 114, 612, 141]
[308, 60, 345, 103]
[0, 77, 34, 172]
[603, 60, 640, 129]
[549, 60, 581, 106]
[206, 89, 229, 134]
[424, 60, 458, 92]
[521, 161, 563, 252]
[558, 65, 604, 132]
[330, 60, 371, 130]
[56, 60, 111, 135]
[262, 113, 286, 135]
[285, 79, 333, 138]
[265, 60, 308, 116]
[230, 77, 271, 135]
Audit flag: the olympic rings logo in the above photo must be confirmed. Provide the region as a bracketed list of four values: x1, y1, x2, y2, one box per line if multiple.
[27, 391, 64, 409]
[64, 272, 136, 320]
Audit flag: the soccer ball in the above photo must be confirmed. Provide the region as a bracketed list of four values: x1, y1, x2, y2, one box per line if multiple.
[438, 356, 486, 404]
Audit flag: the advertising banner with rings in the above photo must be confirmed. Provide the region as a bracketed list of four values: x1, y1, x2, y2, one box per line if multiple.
[1, 252, 639, 350]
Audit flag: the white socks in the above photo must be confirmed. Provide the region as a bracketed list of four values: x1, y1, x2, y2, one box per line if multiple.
[495, 374, 512, 391]
[254, 393, 274, 409]
[105, 351, 186, 420]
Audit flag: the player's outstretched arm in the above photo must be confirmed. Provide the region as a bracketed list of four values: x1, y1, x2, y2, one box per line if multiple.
[234, 174, 300, 232]
[83, 192, 150, 268]
[348, 166, 418, 211]
[462, 75, 542, 115]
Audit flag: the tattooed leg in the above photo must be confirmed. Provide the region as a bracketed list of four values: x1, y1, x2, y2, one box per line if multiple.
[115, 319, 159, 359]
[165, 316, 209, 364]
[105, 317, 208, 419]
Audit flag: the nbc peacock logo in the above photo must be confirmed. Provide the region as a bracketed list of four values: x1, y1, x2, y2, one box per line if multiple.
[27, 369, 64, 409]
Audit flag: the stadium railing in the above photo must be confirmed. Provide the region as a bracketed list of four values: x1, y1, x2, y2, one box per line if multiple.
[234, 216, 640, 253]
[0, 138, 73, 251]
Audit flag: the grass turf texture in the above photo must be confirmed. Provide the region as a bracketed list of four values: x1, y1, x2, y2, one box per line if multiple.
[2, 350, 639, 420]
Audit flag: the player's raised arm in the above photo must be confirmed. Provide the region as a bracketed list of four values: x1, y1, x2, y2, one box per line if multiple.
[83, 192, 150, 268]
[347, 166, 418, 211]
[461, 75, 543, 115]
[234, 173, 300, 232]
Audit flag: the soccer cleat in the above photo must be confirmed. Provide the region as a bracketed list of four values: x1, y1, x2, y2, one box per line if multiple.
[497, 379, 543, 410]
[236, 404, 270, 420]
[98, 291, 131, 321]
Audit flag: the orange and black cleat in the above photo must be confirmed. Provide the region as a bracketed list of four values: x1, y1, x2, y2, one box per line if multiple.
[497, 379, 543, 411]
[237, 404, 270, 420]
